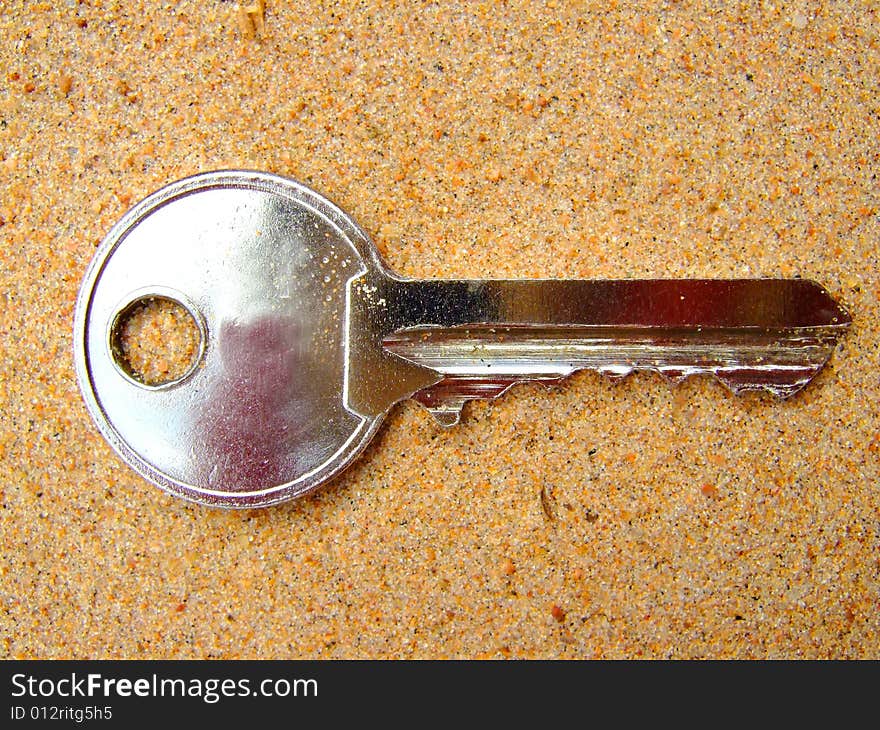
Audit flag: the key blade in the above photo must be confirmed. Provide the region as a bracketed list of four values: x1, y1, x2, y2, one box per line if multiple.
[381, 279, 850, 425]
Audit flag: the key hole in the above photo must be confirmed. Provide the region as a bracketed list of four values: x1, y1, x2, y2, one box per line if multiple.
[108, 291, 206, 388]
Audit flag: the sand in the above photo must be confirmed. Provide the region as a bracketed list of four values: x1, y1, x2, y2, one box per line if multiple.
[1, 1, 877, 658]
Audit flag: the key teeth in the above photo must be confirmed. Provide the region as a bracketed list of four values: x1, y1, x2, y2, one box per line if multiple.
[593, 363, 822, 399]
[425, 405, 463, 427]
[410, 378, 522, 426]
[415, 365, 821, 425]
[713, 368, 819, 399]
[596, 364, 634, 380]
[657, 367, 689, 386]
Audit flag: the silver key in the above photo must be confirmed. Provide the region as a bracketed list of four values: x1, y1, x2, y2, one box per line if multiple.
[73, 171, 851, 507]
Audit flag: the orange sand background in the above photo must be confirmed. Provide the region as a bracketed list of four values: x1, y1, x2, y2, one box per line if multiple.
[1, 1, 877, 658]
